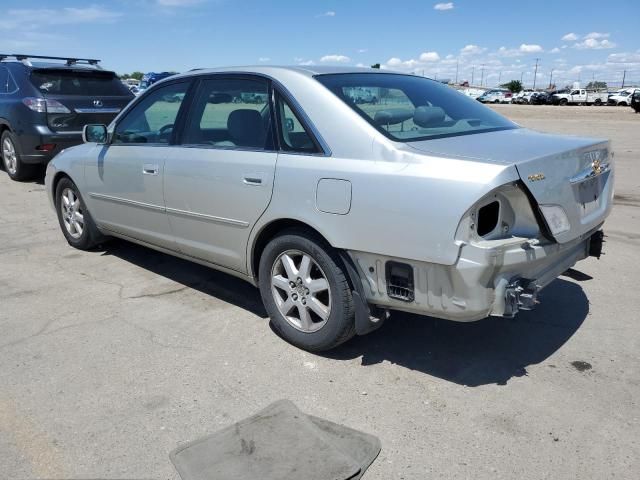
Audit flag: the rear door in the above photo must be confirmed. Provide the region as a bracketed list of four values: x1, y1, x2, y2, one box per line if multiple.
[163, 75, 277, 272]
[84, 80, 192, 248]
[29, 68, 134, 133]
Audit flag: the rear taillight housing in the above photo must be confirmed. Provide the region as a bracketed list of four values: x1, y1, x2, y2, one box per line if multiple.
[22, 97, 71, 114]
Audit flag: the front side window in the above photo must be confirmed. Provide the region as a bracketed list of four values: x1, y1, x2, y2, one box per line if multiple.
[113, 81, 189, 144]
[275, 93, 319, 153]
[182, 77, 273, 150]
[316, 73, 517, 142]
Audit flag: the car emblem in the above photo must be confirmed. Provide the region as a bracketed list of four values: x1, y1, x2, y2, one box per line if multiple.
[93, 100, 103, 107]
[528, 173, 545, 182]
[591, 159, 603, 175]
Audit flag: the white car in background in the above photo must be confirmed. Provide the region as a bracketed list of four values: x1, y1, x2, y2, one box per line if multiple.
[477, 89, 513, 104]
[514, 89, 535, 104]
[608, 88, 640, 106]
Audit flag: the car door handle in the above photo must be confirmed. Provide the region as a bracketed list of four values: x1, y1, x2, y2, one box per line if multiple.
[143, 164, 159, 175]
[243, 174, 263, 186]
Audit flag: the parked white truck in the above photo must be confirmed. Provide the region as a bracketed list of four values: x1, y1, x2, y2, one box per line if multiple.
[552, 89, 609, 105]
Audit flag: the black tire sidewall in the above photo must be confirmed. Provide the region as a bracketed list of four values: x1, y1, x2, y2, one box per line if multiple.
[258, 232, 355, 351]
[55, 178, 98, 249]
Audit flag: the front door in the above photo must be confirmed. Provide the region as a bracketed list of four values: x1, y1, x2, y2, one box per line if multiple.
[163, 76, 277, 272]
[84, 80, 191, 248]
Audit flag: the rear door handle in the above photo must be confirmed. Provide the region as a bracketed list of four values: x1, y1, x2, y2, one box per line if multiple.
[143, 164, 159, 175]
[243, 174, 264, 186]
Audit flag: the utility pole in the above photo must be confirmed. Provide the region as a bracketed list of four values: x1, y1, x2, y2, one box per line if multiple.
[532, 58, 540, 90]
[498, 71, 502, 85]
[471, 66, 475, 85]
[622, 70, 626, 88]
[480, 64, 485, 86]
[549, 69, 554, 89]
[520, 71, 524, 85]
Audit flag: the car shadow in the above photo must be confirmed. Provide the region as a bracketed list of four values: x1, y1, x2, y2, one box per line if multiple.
[96, 239, 589, 386]
[99, 239, 268, 318]
[321, 278, 589, 386]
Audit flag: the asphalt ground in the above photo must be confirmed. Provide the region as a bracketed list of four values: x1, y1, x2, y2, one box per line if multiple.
[1, 104, 638, 479]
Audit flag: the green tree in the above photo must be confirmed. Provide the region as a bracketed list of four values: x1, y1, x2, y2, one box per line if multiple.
[130, 71, 144, 81]
[371, 63, 381, 69]
[500, 80, 523, 93]
[586, 81, 607, 90]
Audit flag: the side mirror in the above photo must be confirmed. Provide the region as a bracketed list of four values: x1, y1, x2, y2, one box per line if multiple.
[83, 124, 108, 144]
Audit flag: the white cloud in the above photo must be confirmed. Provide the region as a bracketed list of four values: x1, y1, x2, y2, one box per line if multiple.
[419, 51, 440, 62]
[316, 11, 336, 17]
[0, 6, 121, 29]
[574, 38, 616, 50]
[460, 44, 485, 55]
[607, 52, 640, 64]
[550, 47, 561, 53]
[562, 33, 578, 41]
[258, 57, 270, 62]
[358, 48, 368, 53]
[386, 57, 403, 67]
[298, 60, 315, 66]
[584, 32, 609, 40]
[320, 54, 351, 63]
[434, 2, 454, 11]
[519, 43, 543, 53]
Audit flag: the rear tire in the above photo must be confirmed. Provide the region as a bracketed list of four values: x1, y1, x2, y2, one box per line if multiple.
[1, 131, 37, 181]
[258, 229, 355, 351]
[55, 177, 105, 250]
[559, 98, 568, 106]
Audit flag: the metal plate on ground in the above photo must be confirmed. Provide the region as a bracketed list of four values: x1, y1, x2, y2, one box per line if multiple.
[170, 399, 380, 480]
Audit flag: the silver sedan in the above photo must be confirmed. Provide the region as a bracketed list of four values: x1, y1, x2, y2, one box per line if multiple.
[45, 66, 614, 351]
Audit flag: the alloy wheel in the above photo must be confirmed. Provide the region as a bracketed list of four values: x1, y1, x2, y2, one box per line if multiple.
[2, 138, 17, 175]
[270, 250, 331, 333]
[60, 188, 85, 239]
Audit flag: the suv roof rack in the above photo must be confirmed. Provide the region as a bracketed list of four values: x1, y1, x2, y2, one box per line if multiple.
[0, 54, 101, 67]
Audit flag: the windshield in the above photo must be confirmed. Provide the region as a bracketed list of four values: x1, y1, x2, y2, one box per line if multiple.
[315, 73, 517, 142]
[30, 69, 131, 96]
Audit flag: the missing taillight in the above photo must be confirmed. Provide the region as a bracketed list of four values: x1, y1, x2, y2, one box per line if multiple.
[477, 201, 500, 236]
[385, 261, 414, 302]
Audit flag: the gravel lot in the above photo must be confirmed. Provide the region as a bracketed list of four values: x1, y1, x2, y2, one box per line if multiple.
[1, 104, 638, 479]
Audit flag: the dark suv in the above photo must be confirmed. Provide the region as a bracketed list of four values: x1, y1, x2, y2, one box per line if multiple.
[0, 54, 134, 180]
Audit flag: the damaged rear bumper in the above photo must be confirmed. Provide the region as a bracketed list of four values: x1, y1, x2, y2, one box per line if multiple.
[348, 228, 604, 322]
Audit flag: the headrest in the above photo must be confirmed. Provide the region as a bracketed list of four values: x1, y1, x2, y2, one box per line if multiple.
[413, 106, 446, 127]
[228, 109, 265, 148]
[373, 108, 414, 126]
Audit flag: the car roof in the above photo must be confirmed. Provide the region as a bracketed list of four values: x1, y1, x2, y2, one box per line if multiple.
[171, 65, 403, 81]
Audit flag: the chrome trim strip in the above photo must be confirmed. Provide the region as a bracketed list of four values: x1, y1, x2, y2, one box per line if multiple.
[88, 192, 165, 212]
[570, 162, 610, 184]
[166, 207, 249, 227]
[88, 192, 249, 227]
[74, 108, 121, 114]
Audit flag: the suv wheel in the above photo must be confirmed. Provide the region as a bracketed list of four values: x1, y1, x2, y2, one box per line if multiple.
[258, 230, 355, 351]
[55, 177, 105, 250]
[1, 131, 36, 181]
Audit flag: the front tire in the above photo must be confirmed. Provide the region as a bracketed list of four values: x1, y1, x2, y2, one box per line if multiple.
[55, 177, 105, 250]
[258, 230, 355, 351]
[1, 131, 36, 181]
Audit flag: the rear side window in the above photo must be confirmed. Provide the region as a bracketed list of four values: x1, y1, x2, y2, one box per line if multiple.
[182, 77, 273, 150]
[0, 67, 8, 94]
[30, 69, 131, 96]
[275, 93, 319, 154]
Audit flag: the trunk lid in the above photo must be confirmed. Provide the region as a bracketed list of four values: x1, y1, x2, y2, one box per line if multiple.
[30, 68, 134, 132]
[406, 128, 614, 243]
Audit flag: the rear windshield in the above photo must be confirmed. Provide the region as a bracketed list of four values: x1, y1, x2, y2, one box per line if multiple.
[316, 73, 517, 142]
[30, 69, 131, 96]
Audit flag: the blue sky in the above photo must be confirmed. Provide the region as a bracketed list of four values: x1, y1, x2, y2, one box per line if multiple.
[1, 0, 639, 87]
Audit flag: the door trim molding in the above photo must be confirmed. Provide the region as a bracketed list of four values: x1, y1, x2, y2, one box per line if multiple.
[166, 207, 249, 228]
[88, 192, 165, 212]
[89, 192, 249, 227]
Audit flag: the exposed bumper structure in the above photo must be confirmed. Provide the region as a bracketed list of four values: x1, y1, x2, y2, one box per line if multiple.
[349, 229, 603, 322]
